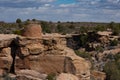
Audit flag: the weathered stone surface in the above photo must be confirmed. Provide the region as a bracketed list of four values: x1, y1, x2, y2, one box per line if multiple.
[15, 56, 30, 70]
[20, 47, 29, 57]
[15, 55, 76, 74]
[16, 75, 42, 80]
[0, 34, 17, 48]
[16, 70, 47, 80]
[64, 48, 91, 80]
[22, 23, 42, 38]
[26, 43, 44, 55]
[56, 73, 79, 80]
[0, 34, 92, 80]
[0, 69, 4, 77]
[91, 70, 106, 80]
[15, 37, 91, 80]
[0, 48, 12, 72]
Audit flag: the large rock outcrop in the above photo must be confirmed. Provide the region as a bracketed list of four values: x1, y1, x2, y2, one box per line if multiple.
[15, 36, 91, 80]
[0, 34, 16, 76]
[0, 34, 91, 80]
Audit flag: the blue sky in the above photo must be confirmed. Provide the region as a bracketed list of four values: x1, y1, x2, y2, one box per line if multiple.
[0, 0, 120, 22]
[55, 0, 76, 4]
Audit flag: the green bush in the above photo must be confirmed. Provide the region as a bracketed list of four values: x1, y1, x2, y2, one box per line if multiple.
[114, 53, 120, 70]
[95, 46, 104, 52]
[110, 39, 118, 46]
[46, 73, 56, 80]
[79, 34, 88, 47]
[12, 30, 22, 35]
[57, 24, 64, 33]
[41, 21, 51, 33]
[16, 18, 22, 23]
[114, 53, 120, 61]
[2, 73, 16, 80]
[103, 53, 120, 80]
[79, 26, 88, 33]
[103, 61, 120, 80]
[93, 25, 106, 32]
[74, 50, 91, 60]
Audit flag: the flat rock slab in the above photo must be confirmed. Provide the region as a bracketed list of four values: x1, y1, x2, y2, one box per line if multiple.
[0, 34, 17, 48]
[0, 34, 17, 40]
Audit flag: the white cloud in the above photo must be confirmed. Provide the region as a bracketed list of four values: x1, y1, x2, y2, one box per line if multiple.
[59, 3, 78, 8]
[44, 4, 51, 7]
[0, 0, 120, 22]
[55, 8, 70, 14]
[33, 0, 56, 3]
[73, 13, 89, 17]
[0, 0, 56, 2]
[107, 0, 120, 3]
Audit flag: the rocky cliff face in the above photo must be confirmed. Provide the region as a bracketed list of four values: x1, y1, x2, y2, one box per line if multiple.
[16, 36, 91, 80]
[0, 34, 91, 80]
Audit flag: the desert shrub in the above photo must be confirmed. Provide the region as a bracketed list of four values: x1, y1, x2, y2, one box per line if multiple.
[74, 50, 91, 60]
[103, 61, 120, 80]
[41, 21, 51, 33]
[79, 34, 88, 47]
[56, 24, 70, 34]
[2, 73, 16, 80]
[16, 18, 22, 24]
[114, 52, 120, 61]
[103, 53, 120, 80]
[110, 39, 118, 46]
[46, 73, 56, 80]
[106, 54, 114, 60]
[114, 53, 120, 70]
[93, 25, 106, 32]
[12, 30, 22, 35]
[95, 46, 104, 52]
[79, 26, 88, 33]
[68, 24, 75, 29]
[32, 18, 36, 21]
[57, 24, 64, 33]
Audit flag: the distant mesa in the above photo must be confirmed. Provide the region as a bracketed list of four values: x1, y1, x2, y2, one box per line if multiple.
[22, 22, 42, 38]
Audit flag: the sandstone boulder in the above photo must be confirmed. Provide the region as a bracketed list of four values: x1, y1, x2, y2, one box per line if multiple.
[0, 34, 17, 48]
[91, 70, 106, 80]
[19, 47, 29, 57]
[56, 73, 79, 80]
[0, 48, 12, 73]
[26, 43, 44, 55]
[16, 75, 42, 80]
[16, 70, 47, 80]
[64, 48, 91, 80]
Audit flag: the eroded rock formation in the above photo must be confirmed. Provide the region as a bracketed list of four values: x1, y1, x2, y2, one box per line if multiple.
[15, 36, 91, 80]
[0, 33, 92, 80]
[0, 24, 108, 80]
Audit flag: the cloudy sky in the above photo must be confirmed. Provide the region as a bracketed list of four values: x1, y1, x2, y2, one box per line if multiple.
[0, 0, 120, 22]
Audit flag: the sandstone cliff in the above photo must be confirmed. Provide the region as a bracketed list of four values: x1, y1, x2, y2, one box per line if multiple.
[0, 33, 91, 80]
